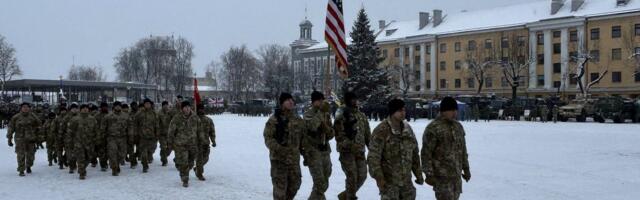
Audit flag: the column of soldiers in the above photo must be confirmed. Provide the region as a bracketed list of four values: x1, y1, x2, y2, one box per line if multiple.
[265, 92, 472, 200]
[5, 96, 216, 187]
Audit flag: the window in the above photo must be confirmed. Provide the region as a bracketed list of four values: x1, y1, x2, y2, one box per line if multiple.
[537, 54, 544, 64]
[635, 24, 640, 36]
[553, 81, 561, 88]
[553, 63, 561, 73]
[553, 31, 561, 38]
[455, 79, 461, 88]
[405, 47, 410, 57]
[485, 77, 493, 88]
[415, 45, 421, 51]
[569, 51, 577, 62]
[426, 81, 431, 89]
[636, 73, 640, 82]
[501, 37, 509, 48]
[415, 85, 421, 91]
[414, 56, 420, 65]
[467, 78, 475, 88]
[382, 49, 388, 58]
[570, 31, 578, 42]
[394, 48, 400, 57]
[440, 61, 446, 71]
[570, 73, 578, 85]
[590, 73, 599, 82]
[468, 40, 477, 51]
[485, 39, 493, 49]
[426, 63, 431, 72]
[455, 60, 462, 70]
[537, 75, 545, 86]
[537, 34, 544, 45]
[455, 42, 461, 52]
[590, 50, 600, 62]
[612, 26, 622, 38]
[501, 77, 508, 87]
[517, 36, 526, 47]
[591, 28, 600, 40]
[612, 48, 622, 60]
[636, 47, 640, 55]
[440, 43, 447, 53]
[553, 43, 561, 54]
[426, 44, 431, 54]
[440, 79, 447, 89]
[612, 71, 622, 83]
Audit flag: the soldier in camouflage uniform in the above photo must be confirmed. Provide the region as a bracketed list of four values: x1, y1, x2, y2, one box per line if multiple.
[66, 104, 98, 180]
[302, 91, 334, 200]
[196, 104, 216, 181]
[158, 101, 173, 166]
[61, 103, 80, 174]
[93, 102, 110, 171]
[52, 106, 68, 169]
[43, 112, 57, 166]
[334, 92, 371, 200]
[127, 101, 140, 168]
[264, 93, 304, 200]
[540, 105, 549, 123]
[168, 101, 200, 187]
[368, 99, 424, 200]
[102, 102, 129, 176]
[132, 99, 160, 173]
[552, 105, 559, 123]
[421, 97, 471, 200]
[6, 102, 42, 176]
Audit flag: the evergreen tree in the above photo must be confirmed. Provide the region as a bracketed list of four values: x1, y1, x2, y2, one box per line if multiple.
[342, 8, 389, 106]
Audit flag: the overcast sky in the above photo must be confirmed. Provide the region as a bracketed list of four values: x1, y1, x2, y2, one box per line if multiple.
[0, 0, 537, 81]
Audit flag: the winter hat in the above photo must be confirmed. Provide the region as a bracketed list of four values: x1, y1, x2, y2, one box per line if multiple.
[48, 112, 56, 119]
[440, 97, 458, 112]
[279, 93, 293, 105]
[143, 98, 153, 105]
[121, 103, 129, 109]
[344, 92, 357, 107]
[100, 102, 109, 108]
[311, 91, 325, 102]
[112, 101, 122, 108]
[69, 103, 79, 110]
[387, 99, 405, 115]
[181, 100, 191, 108]
[161, 101, 169, 106]
[80, 104, 89, 110]
[20, 102, 31, 108]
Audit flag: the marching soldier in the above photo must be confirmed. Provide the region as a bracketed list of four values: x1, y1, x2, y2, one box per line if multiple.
[102, 102, 129, 176]
[196, 104, 216, 181]
[127, 101, 140, 168]
[62, 103, 80, 174]
[94, 102, 110, 171]
[66, 104, 98, 180]
[422, 97, 471, 200]
[158, 101, 173, 166]
[334, 92, 371, 200]
[52, 106, 68, 169]
[302, 91, 334, 200]
[6, 102, 42, 176]
[168, 101, 200, 187]
[132, 99, 160, 173]
[43, 112, 57, 166]
[264, 93, 304, 200]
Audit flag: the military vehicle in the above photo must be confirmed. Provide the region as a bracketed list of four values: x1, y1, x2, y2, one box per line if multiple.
[558, 98, 595, 122]
[592, 96, 635, 123]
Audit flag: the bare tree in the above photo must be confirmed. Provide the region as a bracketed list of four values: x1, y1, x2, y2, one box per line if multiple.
[394, 64, 412, 98]
[622, 22, 640, 80]
[258, 44, 292, 100]
[205, 60, 222, 91]
[68, 65, 107, 81]
[465, 39, 498, 94]
[0, 35, 22, 99]
[220, 45, 261, 101]
[572, 54, 608, 99]
[497, 33, 530, 100]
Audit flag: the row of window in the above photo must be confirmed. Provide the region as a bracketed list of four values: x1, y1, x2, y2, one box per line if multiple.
[535, 24, 640, 45]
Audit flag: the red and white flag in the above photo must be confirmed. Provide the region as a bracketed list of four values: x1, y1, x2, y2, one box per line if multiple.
[325, 0, 348, 78]
[193, 78, 201, 111]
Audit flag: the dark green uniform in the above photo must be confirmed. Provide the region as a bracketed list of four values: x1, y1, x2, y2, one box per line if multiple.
[7, 112, 41, 174]
[334, 106, 371, 200]
[264, 109, 304, 200]
[302, 106, 334, 200]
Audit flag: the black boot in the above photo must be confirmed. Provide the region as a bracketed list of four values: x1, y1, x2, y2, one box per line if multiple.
[26, 167, 32, 173]
[19, 171, 25, 177]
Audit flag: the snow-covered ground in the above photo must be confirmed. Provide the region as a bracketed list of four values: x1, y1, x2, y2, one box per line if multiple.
[1, 114, 639, 200]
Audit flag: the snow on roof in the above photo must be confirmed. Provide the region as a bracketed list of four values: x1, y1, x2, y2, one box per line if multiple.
[303, 0, 640, 51]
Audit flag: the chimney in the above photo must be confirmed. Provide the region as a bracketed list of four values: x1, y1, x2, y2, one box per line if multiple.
[571, 0, 584, 11]
[419, 12, 430, 29]
[379, 20, 386, 30]
[433, 9, 443, 27]
[551, 0, 564, 15]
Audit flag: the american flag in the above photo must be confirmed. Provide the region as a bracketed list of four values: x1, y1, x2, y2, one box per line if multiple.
[325, 0, 348, 78]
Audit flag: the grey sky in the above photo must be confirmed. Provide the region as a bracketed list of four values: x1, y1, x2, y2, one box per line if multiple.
[0, 0, 537, 81]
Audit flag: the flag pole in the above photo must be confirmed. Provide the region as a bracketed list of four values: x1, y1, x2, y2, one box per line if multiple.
[324, 45, 332, 96]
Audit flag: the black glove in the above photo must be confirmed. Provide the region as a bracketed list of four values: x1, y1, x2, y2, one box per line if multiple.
[425, 176, 436, 186]
[8, 140, 13, 147]
[462, 170, 471, 182]
[211, 142, 216, 147]
[415, 175, 424, 185]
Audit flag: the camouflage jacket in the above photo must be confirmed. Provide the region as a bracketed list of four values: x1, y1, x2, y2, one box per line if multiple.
[93, 112, 109, 144]
[66, 113, 98, 148]
[334, 106, 370, 153]
[197, 115, 216, 146]
[42, 118, 56, 143]
[302, 106, 334, 153]
[51, 113, 66, 142]
[368, 118, 421, 186]
[157, 108, 172, 138]
[102, 111, 129, 138]
[7, 112, 42, 142]
[168, 112, 200, 147]
[421, 116, 470, 178]
[58, 112, 78, 144]
[133, 108, 160, 140]
[263, 109, 304, 165]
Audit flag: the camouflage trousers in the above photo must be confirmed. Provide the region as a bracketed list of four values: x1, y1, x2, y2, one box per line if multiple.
[174, 145, 197, 182]
[45, 140, 56, 163]
[93, 141, 109, 169]
[380, 184, 416, 200]
[270, 160, 301, 200]
[338, 152, 367, 200]
[74, 145, 94, 177]
[195, 145, 210, 176]
[67, 144, 77, 171]
[158, 136, 173, 165]
[55, 139, 66, 168]
[149, 138, 158, 163]
[138, 138, 156, 169]
[107, 137, 127, 171]
[433, 177, 462, 200]
[305, 150, 332, 200]
[13, 139, 36, 172]
[127, 137, 140, 166]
